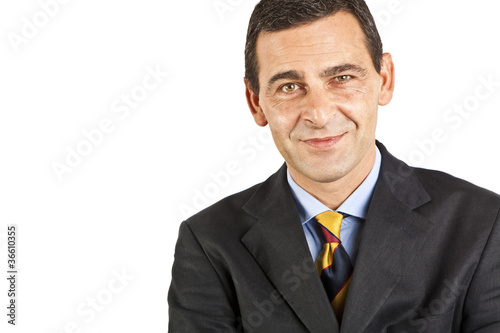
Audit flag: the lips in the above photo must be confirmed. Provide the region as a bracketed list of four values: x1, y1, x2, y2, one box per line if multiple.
[302, 133, 345, 150]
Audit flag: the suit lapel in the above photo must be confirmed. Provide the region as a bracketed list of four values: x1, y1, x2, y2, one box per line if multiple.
[341, 142, 434, 332]
[241, 165, 339, 332]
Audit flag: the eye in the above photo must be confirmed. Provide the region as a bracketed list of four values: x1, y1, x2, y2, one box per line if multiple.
[281, 83, 299, 93]
[335, 75, 352, 82]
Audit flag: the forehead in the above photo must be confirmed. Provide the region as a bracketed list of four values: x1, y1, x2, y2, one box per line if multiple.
[255, 12, 371, 77]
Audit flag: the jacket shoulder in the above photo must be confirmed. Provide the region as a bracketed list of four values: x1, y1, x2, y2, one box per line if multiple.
[376, 142, 500, 211]
[412, 167, 500, 214]
[414, 167, 500, 199]
[183, 182, 262, 236]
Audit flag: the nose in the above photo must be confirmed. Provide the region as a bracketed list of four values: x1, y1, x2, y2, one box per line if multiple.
[301, 87, 335, 128]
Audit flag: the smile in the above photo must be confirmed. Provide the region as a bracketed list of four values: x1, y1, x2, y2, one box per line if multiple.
[302, 134, 345, 151]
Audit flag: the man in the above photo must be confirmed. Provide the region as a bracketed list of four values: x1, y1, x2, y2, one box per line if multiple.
[168, 0, 500, 332]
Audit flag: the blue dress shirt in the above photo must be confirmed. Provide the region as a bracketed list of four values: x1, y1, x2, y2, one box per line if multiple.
[287, 147, 382, 266]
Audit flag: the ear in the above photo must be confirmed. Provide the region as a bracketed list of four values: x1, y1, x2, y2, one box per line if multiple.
[244, 79, 268, 127]
[378, 53, 395, 106]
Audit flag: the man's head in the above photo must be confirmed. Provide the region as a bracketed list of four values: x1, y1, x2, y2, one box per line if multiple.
[244, 0, 395, 191]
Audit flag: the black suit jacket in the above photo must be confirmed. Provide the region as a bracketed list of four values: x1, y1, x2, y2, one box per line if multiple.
[168, 142, 500, 332]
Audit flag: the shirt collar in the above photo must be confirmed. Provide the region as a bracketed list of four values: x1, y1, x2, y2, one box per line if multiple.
[287, 146, 382, 224]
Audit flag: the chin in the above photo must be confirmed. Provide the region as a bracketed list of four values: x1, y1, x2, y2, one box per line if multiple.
[312, 173, 346, 184]
[286, 151, 353, 183]
[300, 166, 348, 184]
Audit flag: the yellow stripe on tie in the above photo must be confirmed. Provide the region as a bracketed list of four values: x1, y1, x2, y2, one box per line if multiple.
[315, 242, 339, 275]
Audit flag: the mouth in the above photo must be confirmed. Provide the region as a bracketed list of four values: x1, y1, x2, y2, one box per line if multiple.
[302, 133, 345, 151]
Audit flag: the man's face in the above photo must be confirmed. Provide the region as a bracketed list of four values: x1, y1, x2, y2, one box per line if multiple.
[246, 12, 394, 185]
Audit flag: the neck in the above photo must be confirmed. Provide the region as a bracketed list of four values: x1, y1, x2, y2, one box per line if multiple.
[289, 146, 376, 210]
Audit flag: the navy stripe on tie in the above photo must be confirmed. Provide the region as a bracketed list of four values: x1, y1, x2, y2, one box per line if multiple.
[319, 245, 353, 302]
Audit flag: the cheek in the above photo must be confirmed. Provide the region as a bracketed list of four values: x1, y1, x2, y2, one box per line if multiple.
[332, 87, 379, 127]
[265, 96, 295, 115]
[262, 100, 300, 134]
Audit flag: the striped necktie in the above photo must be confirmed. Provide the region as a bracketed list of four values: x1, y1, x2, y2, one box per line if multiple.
[314, 211, 353, 323]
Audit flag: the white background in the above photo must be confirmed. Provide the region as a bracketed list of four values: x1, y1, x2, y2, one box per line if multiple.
[1, 0, 499, 332]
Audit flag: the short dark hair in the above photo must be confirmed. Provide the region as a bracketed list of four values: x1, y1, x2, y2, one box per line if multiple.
[244, 0, 383, 95]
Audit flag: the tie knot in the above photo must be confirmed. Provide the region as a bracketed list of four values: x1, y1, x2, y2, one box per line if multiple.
[315, 211, 343, 242]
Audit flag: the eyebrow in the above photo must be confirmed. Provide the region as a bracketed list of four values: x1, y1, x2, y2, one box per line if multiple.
[266, 63, 368, 92]
[321, 64, 368, 78]
[267, 70, 304, 91]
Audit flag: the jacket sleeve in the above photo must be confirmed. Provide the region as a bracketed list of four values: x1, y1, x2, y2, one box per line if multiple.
[168, 221, 242, 332]
[462, 208, 500, 332]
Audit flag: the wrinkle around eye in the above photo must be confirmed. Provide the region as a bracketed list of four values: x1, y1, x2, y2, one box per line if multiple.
[327, 76, 368, 91]
[269, 86, 305, 103]
[267, 97, 291, 111]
